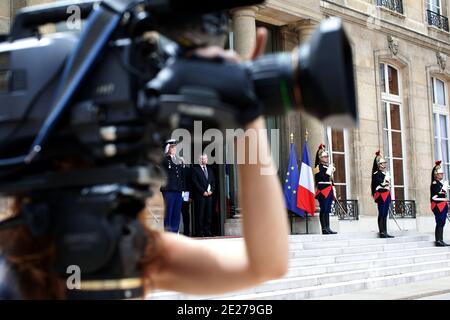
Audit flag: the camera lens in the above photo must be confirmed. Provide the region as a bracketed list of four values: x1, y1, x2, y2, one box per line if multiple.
[249, 17, 357, 128]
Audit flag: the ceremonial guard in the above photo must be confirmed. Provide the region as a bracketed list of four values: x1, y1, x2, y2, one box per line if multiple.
[314, 144, 337, 234]
[430, 161, 449, 246]
[160, 139, 184, 233]
[371, 151, 394, 238]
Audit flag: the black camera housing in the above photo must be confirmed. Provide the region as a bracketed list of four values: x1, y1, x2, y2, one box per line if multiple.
[0, 0, 357, 299]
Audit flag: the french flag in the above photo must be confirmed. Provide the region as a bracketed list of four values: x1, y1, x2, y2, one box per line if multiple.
[297, 141, 316, 216]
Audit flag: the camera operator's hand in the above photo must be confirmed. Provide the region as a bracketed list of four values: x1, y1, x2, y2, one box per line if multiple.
[193, 28, 267, 63]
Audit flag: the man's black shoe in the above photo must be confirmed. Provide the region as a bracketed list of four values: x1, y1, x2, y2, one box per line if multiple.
[436, 240, 446, 247]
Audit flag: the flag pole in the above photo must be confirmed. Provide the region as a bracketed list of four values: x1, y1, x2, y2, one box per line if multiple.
[305, 129, 309, 234]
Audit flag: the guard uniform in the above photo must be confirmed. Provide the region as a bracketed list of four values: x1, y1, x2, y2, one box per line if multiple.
[161, 140, 183, 233]
[371, 150, 394, 238]
[430, 161, 449, 246]
[314, 144, 337, 234]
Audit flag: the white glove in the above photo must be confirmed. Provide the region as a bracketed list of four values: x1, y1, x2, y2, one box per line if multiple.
[384, 172, 391, 185]
[326, 164, 335, 176]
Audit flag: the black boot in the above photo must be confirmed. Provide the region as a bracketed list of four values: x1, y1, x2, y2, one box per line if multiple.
[320, 214, 329, 234]
[378, 216, 386, 238]
[435, 226, 445, 246]
[383, 217, 394, 238]
[326, 214, 337, 234]
[436, 226, 449, 246]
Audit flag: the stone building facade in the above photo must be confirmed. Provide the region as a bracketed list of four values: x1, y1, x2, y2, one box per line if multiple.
[1, 0, 449, 234]
[229, 0, 450, 233]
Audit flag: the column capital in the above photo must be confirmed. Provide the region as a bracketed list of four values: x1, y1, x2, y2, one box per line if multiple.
[288, 19, 320, 33]
[231, 5, 258, 57]
[230, 6, 259, 18]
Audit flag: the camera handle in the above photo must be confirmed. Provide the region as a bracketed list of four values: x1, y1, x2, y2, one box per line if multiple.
[0, 1, 125, 167]
[10, 0, 97, 41]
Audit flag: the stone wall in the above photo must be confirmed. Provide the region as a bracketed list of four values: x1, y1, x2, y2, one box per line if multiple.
[1, 0, 449, 234]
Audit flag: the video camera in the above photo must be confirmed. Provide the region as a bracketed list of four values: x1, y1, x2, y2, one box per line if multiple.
[0, 0, 357, 299]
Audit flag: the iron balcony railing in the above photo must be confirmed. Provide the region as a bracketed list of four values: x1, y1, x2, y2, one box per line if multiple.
[376, 0, 404, 14]
[389, 200, 416, 219]
[427, 10, 449, 32]
[331, 200, 359, 220]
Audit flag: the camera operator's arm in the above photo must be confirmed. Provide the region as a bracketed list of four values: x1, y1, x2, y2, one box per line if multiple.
[151, 117, 289, 295]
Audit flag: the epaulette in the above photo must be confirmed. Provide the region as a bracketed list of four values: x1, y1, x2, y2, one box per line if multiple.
[433, 181, 437, 184]
[313, 166, 320, 175]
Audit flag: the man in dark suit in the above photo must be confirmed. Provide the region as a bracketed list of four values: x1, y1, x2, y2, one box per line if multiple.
[192, 154, 216, 237]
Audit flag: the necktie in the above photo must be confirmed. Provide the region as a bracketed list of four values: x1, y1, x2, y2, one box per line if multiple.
[203, 166, 208, 179]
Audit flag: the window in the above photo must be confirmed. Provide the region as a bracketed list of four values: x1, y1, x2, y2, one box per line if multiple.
[376, 0, 404, 14]
[426, 0, 449, 31]
[380, 63, 406, 200]
[326, 128, 350, 200]
[427, 0, 442, 15]
[432, 77, 450, 177]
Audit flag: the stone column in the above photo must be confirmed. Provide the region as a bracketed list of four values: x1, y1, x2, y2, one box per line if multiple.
[230, 6, 258, 57]
[0, 0, 11, 34]
[11, 0, 27, 17]
[296, 19, 340, 234]
[296, 19, 325, 160]
[224, 6, 258, 236]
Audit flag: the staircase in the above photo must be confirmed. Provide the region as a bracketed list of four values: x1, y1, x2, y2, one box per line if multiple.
[147, 232, 450, 300]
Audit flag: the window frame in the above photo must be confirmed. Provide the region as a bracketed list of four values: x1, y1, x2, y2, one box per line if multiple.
[326, 127, 350, 199]
[380, 63, 408, 200]
[427, 0, 442, 15]
[432, 76, 450, 178]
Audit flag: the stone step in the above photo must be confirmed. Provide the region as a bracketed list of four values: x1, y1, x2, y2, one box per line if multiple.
[289, 245, 450, 266]
[216, 267, 450, 300]
[291, 240, 435, 258]
[148, 258, 450, 300]
[147, 233, 443, 300]
[286, 251, 450, 278]
[286, 231, 417, 243]
[288, 235, 431, 256]
[298, 235, 430, 250]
